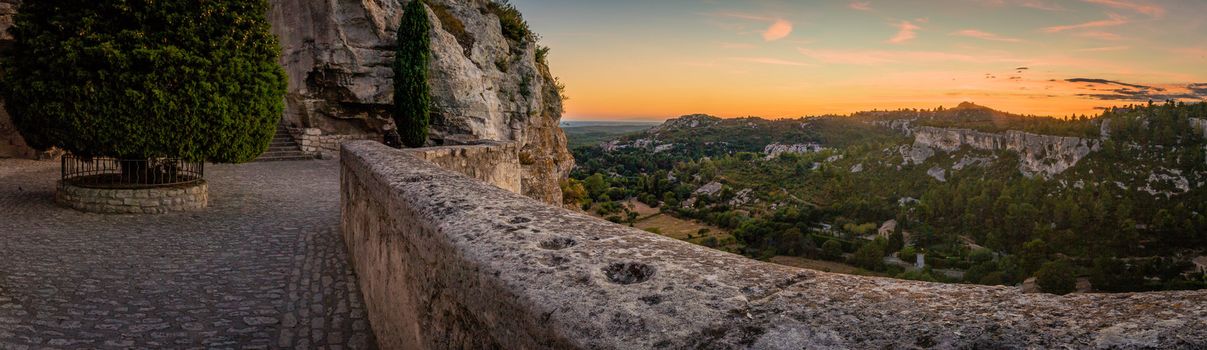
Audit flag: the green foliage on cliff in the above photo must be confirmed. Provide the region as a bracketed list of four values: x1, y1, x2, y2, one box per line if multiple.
[567, 102, 1207, 292]
[487, 0, 533, 43]
[0, 0, 287, 162]
[394, 0, 433, 148]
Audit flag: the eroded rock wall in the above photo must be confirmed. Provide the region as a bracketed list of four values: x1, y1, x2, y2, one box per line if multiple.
[913, 126, 1100, 177]
[269, 0, 572, 204]
[0, 0, 34, 159]
[341, 140, 1207, 349]
[401, 140, 521, 194]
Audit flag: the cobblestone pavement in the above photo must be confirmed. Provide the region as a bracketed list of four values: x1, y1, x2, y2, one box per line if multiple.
[0, 159, 377, 349]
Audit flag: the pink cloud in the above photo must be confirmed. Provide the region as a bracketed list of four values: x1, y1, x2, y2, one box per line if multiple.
[888, 21, 920, 44]
[849, 2, 873, 11]
[711, 12, 793, 42]
[1075, 31, 1125, 40]
[796, 48, 1025, 65]
[718, 42, 757, 49]
[731, 57, 815, 67]
[953, 29, 1025, 43]
[763, 19, 793, 41]
[978, 0, 1063, 11]
[1074, 46, 1130, 52]
[1042, 13, 1128, 33]
[1018, 0, 1064, 11]
[711, 12, 775, 22]
[1081, 0, 1164, 17]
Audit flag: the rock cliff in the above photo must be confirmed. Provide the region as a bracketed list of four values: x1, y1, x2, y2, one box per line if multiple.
[763, 143, 824, 159]
[268, 0, 572, 204]
[911, 126, 1100, 178]
[0, 0, 34, 159]
[1, 0, 572, 203]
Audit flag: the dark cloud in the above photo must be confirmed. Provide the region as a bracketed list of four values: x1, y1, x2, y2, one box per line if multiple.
[1016, 67, 1029, 70]
[1067, 78, 1207, 102]
[1077, 92, 1201, 101]
[1065, 78, 1152, 89]
[1189, 83, 1207, 95]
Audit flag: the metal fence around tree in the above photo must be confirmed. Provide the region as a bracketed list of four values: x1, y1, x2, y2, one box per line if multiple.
[61, 155, 204, 189]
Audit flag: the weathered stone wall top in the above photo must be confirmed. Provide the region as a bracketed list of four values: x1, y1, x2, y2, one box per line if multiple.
[400, 140, 521, 194]
[341, 140, 1206, 349]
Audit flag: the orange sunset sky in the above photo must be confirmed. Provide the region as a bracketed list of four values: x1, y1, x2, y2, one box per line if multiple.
[509, 0, 1207, 121]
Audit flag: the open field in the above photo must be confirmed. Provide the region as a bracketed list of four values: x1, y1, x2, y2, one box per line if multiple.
[769, 256, 873, 275]
[562, 123, 657, 148]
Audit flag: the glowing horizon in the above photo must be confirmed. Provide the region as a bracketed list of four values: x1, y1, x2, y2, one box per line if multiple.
[510, 0, 1207, 121]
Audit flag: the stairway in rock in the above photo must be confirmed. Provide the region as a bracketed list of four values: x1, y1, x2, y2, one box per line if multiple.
[255, 127, 317, 162]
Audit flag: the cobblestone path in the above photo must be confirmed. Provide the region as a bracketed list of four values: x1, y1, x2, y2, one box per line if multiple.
[0, 159, 377, 349]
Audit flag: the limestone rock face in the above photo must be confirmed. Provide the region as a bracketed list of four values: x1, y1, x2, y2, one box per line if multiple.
[913, 126, 1100, 178]
[0, 0, 34, 159]
[1192, 118, 1207, 138]
[268, 0, 572, 204]
[763, 143, 824, 159]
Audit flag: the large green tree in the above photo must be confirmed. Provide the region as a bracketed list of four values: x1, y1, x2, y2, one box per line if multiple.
[0, 0, 287, 163]
[393, 0, 433, 148]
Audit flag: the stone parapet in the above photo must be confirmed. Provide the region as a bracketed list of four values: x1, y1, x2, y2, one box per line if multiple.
[400, 140, 522, 195]
[290, 127, 369, 159]
[56, 181, 208, 214]
[339, 140, 1207, 349]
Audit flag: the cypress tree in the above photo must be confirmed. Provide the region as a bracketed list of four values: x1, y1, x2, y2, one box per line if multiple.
[394, 0, 433, 148]
[0, 0, 287, 163]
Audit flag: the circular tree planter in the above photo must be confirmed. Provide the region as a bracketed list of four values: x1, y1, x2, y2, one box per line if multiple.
[55, 156, 208, 214]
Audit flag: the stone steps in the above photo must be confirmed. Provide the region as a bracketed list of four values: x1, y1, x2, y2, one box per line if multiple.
[256, 128, 316, 162]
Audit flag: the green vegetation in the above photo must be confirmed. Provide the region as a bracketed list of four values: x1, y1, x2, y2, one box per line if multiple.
[561, 123, 658, 148]
[565, 102, 1207, 292]
[1, 0, 286, 162]
[853, 102, 1101, 138]
[1036, 260, 1077, 295]
[428, 1, 473, 54]
[487, 0, 533, 43]
[394, 0, 433, 148]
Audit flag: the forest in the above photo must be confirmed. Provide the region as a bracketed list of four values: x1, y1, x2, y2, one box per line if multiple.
[565, 102, 1207, 293]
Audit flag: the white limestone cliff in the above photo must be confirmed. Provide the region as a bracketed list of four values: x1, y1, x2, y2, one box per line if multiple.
[911, 126, 1100, 178]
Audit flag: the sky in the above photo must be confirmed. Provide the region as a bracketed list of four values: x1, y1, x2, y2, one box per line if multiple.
[507, 0, 1207, 121]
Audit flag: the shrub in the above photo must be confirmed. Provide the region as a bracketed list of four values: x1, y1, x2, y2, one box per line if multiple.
[822, 239, 843, 260]
[535, 45, 551, 64]
[560, 178, 588, 206]
[1036, 260, 1077, 295]
[899, 246, 917, 262]
[486, 0, 532, 42]
[394, 0, 433, 148]
[1, 0, 287, 162]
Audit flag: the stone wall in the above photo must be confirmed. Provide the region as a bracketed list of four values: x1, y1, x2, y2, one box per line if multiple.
[289, 127, 371, 159]
[400, 140, 521, 194]
[57, 181, 208, 214]
[340, 140, 1207, 349]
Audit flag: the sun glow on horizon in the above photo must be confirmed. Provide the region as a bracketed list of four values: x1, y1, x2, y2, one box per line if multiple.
[510, 0, 1207, 121]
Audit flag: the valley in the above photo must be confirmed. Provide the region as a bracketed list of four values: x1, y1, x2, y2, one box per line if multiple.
[564, 101, 1207, 293]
